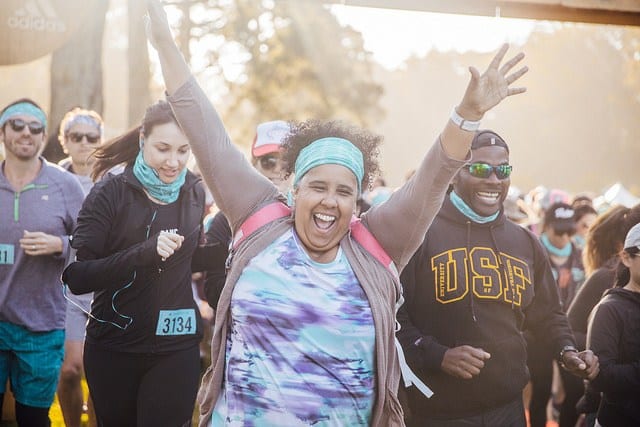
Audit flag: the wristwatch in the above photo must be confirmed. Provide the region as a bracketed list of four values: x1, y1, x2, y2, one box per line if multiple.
[559, 345, 579, 366]
[450, 108, 481, 132]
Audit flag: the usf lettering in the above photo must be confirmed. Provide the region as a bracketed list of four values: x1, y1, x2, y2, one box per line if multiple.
[432, 246, 531, 306]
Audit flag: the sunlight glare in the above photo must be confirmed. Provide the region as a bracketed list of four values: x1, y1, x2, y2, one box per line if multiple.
[330, 5, 540, 70]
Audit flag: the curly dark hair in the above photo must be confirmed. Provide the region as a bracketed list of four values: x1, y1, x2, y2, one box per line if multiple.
[281, 119, 382, 192]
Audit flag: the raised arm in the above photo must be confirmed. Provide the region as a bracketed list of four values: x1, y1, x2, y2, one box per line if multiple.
[365, 44, 528, 270]
[145, 0, 277, 228]
[145, 0, 189, 95]
[441, 43, 527, 159]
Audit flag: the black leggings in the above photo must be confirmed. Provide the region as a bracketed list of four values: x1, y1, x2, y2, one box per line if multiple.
[527, 344, 554, 427]
[559, 368, 585, 427]
[84, 343, 200, 427]
[0, 394, 50, 427]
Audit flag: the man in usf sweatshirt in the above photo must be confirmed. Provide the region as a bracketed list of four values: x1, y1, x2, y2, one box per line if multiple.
[397, 129, 599, 427]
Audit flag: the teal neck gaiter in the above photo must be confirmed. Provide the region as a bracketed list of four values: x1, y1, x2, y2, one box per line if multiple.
[450, 191, 499, 224]
[132, 150, 186, 204]
[541, 233, 572, 257]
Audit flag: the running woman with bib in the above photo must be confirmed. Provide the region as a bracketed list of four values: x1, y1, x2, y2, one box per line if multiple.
[62, 100, 218, 427]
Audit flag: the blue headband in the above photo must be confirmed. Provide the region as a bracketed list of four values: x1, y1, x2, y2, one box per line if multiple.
[293, 137, 364, 193]
[64, 115, 102, 135]
[0, 102, 47, 129]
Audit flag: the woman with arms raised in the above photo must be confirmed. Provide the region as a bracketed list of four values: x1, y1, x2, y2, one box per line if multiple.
[146, 1, 528, 425]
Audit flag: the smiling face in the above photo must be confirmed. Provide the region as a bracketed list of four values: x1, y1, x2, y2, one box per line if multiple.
[0, 114, 46, 161]
[142, 121, 190, 183]
[293, 164, 358, 263]
[452, 145, 510, 217]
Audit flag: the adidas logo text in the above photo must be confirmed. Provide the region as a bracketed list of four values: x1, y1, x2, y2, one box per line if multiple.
[7, 0, 66, 33]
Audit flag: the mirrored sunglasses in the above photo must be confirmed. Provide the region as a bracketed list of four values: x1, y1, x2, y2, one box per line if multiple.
[259, 155, 279, 171]
[67, 132, 101, 144]
[7, 118, 45, 135]
[466, 162, 512, 180]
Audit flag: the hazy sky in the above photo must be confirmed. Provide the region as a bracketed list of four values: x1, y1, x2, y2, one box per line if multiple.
[330, 5, 540, 69]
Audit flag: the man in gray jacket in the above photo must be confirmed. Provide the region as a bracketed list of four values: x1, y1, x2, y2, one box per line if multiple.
[0, 98, 84, 426]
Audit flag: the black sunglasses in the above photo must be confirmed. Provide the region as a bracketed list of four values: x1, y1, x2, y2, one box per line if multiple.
[259, 155, 279, 171]
[67, 131, 100, 144]
[553, 226, 576, 237]
[466, 162, 512, 180]
[7, 118, 45, 135]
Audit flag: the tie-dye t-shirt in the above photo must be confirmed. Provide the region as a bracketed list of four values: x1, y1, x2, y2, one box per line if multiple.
[212, 229, 376, 426]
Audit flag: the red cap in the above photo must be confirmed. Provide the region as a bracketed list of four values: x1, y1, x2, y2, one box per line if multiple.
[251, 120, 291, 157]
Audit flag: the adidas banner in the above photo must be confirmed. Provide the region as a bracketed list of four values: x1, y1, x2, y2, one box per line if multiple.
[0, 0, 95, 65]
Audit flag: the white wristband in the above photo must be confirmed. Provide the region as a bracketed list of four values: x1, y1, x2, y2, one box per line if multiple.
[450, 108, 481, 132]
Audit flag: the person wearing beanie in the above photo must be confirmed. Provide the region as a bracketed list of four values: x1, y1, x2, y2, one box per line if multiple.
[397, 129, 599, 426]
[586, 222, 640, 427]
[202, 120, 292, 309]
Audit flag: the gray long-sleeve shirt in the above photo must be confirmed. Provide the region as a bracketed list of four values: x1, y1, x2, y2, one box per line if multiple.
[0, 158, 84, 331]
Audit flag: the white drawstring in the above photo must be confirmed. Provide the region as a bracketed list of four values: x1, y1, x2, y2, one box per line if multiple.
[395, 337, 434, 398]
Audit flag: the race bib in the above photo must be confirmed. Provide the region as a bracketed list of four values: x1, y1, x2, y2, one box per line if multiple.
[0, 244, 15, 265]
[155, 309, 196, 336]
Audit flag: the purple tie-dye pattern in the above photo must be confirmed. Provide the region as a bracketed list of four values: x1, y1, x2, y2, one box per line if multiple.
[213, 229, 375, 426]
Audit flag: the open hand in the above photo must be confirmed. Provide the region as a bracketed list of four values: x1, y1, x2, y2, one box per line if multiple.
[457, 43, 528, 121]
[145, 0, 173, 51]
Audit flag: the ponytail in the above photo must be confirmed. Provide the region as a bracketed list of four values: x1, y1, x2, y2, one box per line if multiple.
[91, 127, 140, 181]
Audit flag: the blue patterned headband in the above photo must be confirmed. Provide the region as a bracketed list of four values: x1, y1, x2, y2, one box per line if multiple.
[0, 102, 47, 129]
[63, 114, 102, 135]
[293, 137, 364, 194]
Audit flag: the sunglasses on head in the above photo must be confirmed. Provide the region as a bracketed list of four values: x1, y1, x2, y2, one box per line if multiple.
[553, 226, 576, 237]
[67, 131, 100, 144]
[7, 118, 45, 135]
[466, 162, 512, 180]
[259, 155, 279, 171]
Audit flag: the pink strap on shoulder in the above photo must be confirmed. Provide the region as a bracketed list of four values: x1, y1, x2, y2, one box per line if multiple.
[350, 218, 395, 276]
[232, 202, 291, 250]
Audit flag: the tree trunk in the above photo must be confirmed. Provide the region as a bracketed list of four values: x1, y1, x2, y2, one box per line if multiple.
[46, 0, 109, 162]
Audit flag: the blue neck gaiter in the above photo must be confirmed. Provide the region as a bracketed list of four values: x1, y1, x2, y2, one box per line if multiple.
[132, 150, 186, 204]
[541, 233, 572, 257]
[450, 191, 499, 224]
